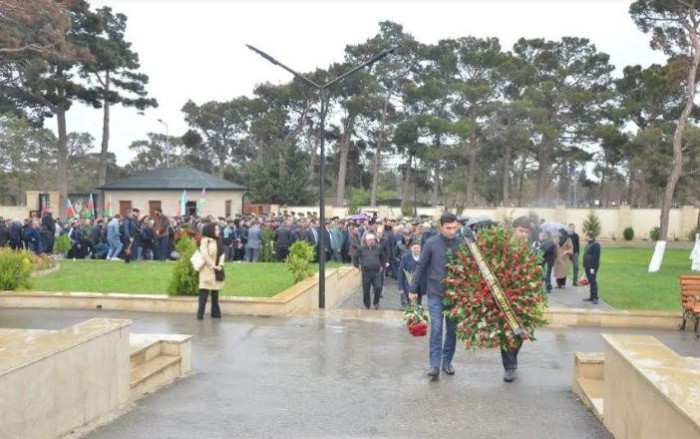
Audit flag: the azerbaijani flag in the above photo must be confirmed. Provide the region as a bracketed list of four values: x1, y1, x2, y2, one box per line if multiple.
[103, 195, 112, 217]
[196, 188, 206, 215]
[178, 190, 188, 217]
[65, 198, 76, 219]
[85, 193, 95, 219]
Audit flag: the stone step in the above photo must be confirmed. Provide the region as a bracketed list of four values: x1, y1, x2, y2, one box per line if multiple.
[130, 355, 181, 400]
[129, 339, 163, 369]
[576, 377, 604, 420]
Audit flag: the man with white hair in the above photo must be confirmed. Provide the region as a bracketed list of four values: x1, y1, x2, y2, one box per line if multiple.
[358, 232, 389, 310]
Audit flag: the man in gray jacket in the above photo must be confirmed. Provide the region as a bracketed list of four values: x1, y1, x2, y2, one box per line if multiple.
[358, 233, 389, 310]
[245, 220, 262, 262]
[409, 212, 461, 379]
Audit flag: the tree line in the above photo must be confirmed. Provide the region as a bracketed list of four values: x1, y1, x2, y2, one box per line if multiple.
[1, 0, 700, 240]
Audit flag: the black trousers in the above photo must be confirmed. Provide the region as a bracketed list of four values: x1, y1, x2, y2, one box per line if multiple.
[361, 269, 383, 308]
[585, 269, 598, 300]
[276, 245, 289, 262]
[198, 289, 221, 318]
[500, 337, 523, 371]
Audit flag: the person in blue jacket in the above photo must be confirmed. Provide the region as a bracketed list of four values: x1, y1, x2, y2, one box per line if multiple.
[398, 241, 425, 307]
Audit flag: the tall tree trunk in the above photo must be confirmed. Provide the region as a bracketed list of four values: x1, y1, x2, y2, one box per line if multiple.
[400, 154, 413, 211]
[370, 147, 381, 207]
[466, 110, 478, 206]
[660, 36, 700, 240]
[517, 156, 527, 206]
[502, 142, 511, 205]
[535, 141, 551, 202]
[466, 137, 477, 205]
[335, 114, 355, 207]
[370, 91, 393, 207]
[56, 102, 68, 210]
[432, 164, 440, 207]
[308, 128, 317, 180]
[98, 70, 110, 187]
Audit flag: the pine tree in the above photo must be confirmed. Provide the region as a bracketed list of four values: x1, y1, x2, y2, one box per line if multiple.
[582, 211, 602, 238]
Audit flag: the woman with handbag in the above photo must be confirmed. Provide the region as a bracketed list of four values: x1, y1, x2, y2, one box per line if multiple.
[197, 222, 225, 320]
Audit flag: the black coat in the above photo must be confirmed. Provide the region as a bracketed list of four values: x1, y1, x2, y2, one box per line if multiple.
[0, 223, 9, 247]
[583, 240, 601, 270]
[274, 226, 293, 248]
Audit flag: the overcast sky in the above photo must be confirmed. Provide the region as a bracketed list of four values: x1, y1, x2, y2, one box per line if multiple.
[64, 0, 666, 165]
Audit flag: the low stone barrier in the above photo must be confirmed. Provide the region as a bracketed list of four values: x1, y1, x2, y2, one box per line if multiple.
[546, 308, 680, 330]
[602, 334, 700, 439]
[0, 318, 131, 439]
[0, 267, 361, 317]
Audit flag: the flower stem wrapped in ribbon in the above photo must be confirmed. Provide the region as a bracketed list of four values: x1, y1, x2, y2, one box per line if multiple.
[403, 303, 429, 337]
[443, 227, 548, 351]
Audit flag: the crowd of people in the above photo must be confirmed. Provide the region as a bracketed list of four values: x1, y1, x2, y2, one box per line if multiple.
[0, 209, 599, 307]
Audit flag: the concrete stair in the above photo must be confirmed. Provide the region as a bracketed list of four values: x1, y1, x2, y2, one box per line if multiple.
[129, 334, 192, 400]
[572, 352, 605, 421]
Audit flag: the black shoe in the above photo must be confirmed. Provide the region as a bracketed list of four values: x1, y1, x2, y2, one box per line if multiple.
[583, 298, 593, 302]
[442, 363, 455, 375]
[504, 369, 516, 383]
[374, 304, 379, 310]
[196, 315, 204, 320]
[592, 299, 599, 305]
[427, 367, 440, 378]
[211, 314, 221, 319]
[572, 283, 578, 286]
[364, 305, 370, 310]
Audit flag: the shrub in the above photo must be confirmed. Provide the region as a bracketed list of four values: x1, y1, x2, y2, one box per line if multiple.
[687, 227, 699, 241]
[650, 227, 661, 241]
[167, 236, 199, 296]
[0, 249, 33, 290]
[286, 240, 314, 284]
[623, 227, 634, 241]
[582, 211, 602, 238]
[54, 234, 72, 255]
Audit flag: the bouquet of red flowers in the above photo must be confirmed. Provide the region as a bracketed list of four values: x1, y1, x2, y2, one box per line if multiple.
[404, 303, 429, 337]
[444, 227, 548, 351]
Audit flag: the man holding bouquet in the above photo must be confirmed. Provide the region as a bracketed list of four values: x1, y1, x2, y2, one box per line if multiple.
[409, 212, 461, 379]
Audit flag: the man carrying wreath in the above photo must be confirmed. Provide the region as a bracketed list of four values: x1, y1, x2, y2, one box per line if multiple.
[409, 212, 461, 379]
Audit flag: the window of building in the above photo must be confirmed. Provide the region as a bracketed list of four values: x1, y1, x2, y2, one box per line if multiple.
[225, 200, 232, 218]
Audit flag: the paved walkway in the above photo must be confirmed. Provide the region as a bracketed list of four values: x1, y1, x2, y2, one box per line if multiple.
[339, 275, 610, 311]
[2, 308, 698, 438]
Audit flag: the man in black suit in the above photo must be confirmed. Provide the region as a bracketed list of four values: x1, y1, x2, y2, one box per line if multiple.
[583, 232, 601, 305]
[274, 219, 293, 262]
[569, 223, 581, 286]
[305, 219, 320, 261]
[0, 218, 9, 247]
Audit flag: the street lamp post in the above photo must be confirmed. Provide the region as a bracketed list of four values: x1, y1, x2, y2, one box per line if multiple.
[157, 118, 170, 167]
[247, 44, 397, 309]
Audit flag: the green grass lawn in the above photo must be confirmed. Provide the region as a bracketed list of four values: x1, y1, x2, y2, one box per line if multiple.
[30, 260, 343, 298]
[597, 248, 695, 311]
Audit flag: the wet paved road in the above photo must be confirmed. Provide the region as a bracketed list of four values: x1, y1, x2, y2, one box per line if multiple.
[339, 274, 610, 311]
[1, 309, 698, 439]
